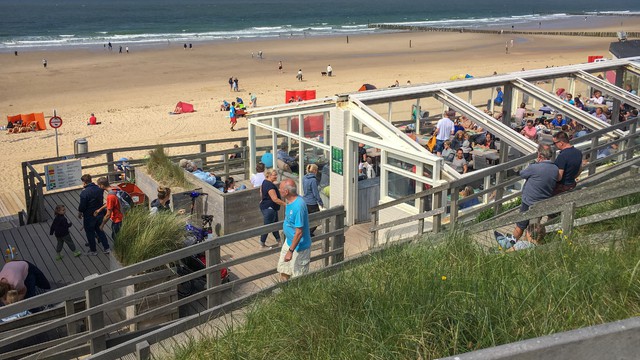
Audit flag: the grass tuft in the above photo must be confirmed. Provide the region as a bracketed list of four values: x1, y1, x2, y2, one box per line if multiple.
[145, 147, 191, 189]
[172, 216, 640, 360]
[114, 206, 186, 266]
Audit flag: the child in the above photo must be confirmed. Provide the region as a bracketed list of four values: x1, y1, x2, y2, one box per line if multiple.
[494, 223, 546, 252]
[441, 140, 455, 162]
[49, 205, 81, 260]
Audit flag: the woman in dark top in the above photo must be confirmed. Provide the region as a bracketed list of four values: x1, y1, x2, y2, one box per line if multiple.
[482, 132, 497, 150]
[451, 130, 465, 151]
[259, 169, 287, 247]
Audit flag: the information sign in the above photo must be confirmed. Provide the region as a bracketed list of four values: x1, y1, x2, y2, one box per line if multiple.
[44, 160, 83, 191]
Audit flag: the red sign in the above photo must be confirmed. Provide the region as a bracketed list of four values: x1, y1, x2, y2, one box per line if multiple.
[49, 116, 63, 128]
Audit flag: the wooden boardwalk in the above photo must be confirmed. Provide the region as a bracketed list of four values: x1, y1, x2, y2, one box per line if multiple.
[0, 190, 25, 231]
[0, 188, 372, 354]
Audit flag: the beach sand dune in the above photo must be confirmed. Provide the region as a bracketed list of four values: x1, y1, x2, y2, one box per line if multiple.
[1, 17, 637, 196]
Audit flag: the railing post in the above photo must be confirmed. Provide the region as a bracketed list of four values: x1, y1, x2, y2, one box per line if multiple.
[199, 144, 207, 168]
[561, 202, 576, 237]
[323, 217, 331, 266]
[370, 210, 379, 249]
[105, 152, 114, 181]
[449, 187, 459, 229]
[588, 137, 598, 175]
[332, 211, 345, 263]
[65, 300, 77, 335]
[136, 340, 151, 360]
[241, 140, 250, 179]
[85, 275, 106, 354]
[22, 162, 30, 213]
[36, 182, 45, 223]
[205, 246, 222, 309]
[432, 191, 443, 234]
[417, 195, 425, 235]
[626, 120, 637, 161]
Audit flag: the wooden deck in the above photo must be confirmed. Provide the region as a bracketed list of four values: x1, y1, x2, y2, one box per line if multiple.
[0, 190, 25, 231]
[0, 188, 372, 348]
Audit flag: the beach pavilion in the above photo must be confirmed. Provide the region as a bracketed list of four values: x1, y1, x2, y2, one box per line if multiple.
[247, 56, 640, 240]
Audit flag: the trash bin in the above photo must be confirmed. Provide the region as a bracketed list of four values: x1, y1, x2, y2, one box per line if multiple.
[74, 138, 88, 155]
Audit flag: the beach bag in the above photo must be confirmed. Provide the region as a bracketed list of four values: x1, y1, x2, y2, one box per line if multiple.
[426, 136, 437, 152]
[110, 189, 133, 214]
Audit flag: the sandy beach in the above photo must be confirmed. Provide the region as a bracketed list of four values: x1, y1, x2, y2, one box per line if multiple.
[1, 16, 638, 197]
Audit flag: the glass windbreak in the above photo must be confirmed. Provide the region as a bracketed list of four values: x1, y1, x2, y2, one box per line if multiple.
[255, 126, 275, 168]
[302, 142, 330, 192]
[301, 112, 327, 144]
[275, 115, 298, 134]
[275, 134, 300, 178]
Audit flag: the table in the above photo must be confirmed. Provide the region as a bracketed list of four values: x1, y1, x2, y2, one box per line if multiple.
[471, 147, 500, 165]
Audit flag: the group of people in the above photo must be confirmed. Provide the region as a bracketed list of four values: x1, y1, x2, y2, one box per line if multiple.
[254, 161, 323, 280]
[228, 77, 240, 92]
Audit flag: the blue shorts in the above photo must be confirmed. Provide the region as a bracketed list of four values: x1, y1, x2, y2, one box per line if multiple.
[435, 139, 445, 153]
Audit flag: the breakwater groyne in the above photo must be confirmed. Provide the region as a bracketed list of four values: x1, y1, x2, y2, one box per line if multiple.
[368, 24, 639, 38]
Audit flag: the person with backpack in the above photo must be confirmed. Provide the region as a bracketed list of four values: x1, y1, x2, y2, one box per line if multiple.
[95, 177, 128, 241]
[78, 174, 111, 255]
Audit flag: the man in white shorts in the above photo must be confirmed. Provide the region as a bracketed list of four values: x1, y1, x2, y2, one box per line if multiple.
[277, 179, 312, 280]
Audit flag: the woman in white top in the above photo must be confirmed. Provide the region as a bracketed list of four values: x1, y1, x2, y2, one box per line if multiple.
[251, 162, 266, 187]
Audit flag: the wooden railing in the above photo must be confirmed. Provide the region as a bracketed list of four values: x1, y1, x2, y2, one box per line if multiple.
[0, 206, 346, 359]
[21, 137, 249, 223]
[369, 116, 640, 246]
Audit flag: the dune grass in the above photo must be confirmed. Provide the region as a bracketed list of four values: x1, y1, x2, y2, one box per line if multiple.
[145, 147, 191, 189]
[172, 214, 640, 359]
[114, 206, 186, 266]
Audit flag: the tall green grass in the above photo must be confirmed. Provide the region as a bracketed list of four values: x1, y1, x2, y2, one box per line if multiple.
[114, 207, 186, 266]
[173, 218, 640, 360]
[145, 147, 191, 189]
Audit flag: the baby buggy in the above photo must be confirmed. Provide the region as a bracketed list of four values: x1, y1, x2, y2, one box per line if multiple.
[176, 215, 230, 297]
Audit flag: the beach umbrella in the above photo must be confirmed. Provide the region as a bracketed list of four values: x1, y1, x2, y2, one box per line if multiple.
[358, 84, 377, 92]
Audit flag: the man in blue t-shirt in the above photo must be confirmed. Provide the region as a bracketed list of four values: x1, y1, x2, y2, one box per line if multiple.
[550, 114, 567, 128]
[276, 179, 311, 280]
[494, 87, 504, 106]
[553, 131, 583, 195]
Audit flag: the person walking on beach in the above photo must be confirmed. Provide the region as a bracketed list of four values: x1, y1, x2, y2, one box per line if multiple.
[327, 64, 333, 77]
[278, 61, 283, 72]
[233, 77, 239, 92]
[250, 92, 257, 108]
[505, 41, 509, 54]
[108, 42, 112, 51]
[119, 46, 122, 53]
[125, 46, 129, 53]
[50, 205, 82, 260]
[277, 179, 311, 281]
[95, 177, 124, 241]
[297, 69, 303, 81]
[42, 59, 47, 68]
[228, 77, 233, 91]
[78, 174, 110, 255]
[229, 102, 237, 131]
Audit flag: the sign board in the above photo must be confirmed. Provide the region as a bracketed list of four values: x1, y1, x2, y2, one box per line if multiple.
[49, 116, 63, 129]
[331, 146, 343, 175]
[44, 160, 83, 191]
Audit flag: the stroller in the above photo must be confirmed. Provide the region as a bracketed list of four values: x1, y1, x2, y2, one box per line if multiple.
[176, 214, 230, 297]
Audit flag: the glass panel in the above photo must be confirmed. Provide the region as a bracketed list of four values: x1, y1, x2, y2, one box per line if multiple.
[275, 115, 298, 134]
[301, 112, 326, 143]
[257, 117, 272, 126]
[302, 142, 330, 193]
[275, 134, 300, 176]
[386, 170, 413, 201]
[255, 126, 274, 169]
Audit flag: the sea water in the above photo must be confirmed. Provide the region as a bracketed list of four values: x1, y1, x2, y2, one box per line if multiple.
[1, 0, 639, 52]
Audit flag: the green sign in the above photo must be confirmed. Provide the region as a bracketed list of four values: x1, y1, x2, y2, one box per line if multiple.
[331, 146, 343, 175]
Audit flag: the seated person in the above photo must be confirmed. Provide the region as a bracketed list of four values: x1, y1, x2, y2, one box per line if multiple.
[514, 102, 527, 125]
[573, 124, 589, 138]
[179, 159, 224, 188]
[150, 186, 171, 213]
[440, 140, 455, 162]
[461, 133, 472, 161]
[451, 130, 465, 151]
[277, 143, 299, 173]
[551, 114, 567, 128]
[458, 186, 480, 210]
[223, 177, 246, 193]
[451, 149, 468, 174]
[539, 104, 553, 115]
[520, 120, 538, 141]
[115, 157, 131, 180]
[585, 90, 605, 113]
[494, 87, 504, 106]
[229, 144, 242, 159]
[494, 223, 546, 252]
[597, 143, 619, 160]
[593, 107, 608, 123]
[261, 150, 274, 168]
[87, 113, 101, 125]
[459, 116, 476, 130]
[453, 119, 465, 135]
[478, 132, 496, 150]
[219, 100, 230, 112]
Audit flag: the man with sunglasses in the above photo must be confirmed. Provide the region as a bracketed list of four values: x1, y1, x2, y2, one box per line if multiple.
[552, 131, 582, 195]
